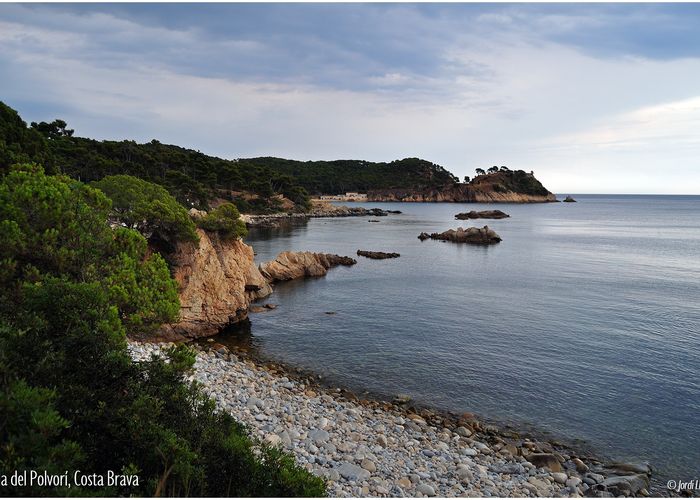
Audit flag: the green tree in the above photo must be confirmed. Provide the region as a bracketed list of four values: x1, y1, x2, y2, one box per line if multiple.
[197, 203, 247, 239]
[30, 119, 74, 139]
[0, 103, 51, 172]
[0, 165, 180, 333]
[93, 175, 198, 244]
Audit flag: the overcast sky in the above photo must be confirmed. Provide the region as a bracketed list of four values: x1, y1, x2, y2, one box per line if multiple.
[2, 3, 700, 193]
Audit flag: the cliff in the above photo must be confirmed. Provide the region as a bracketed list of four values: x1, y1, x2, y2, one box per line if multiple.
[367, 170, 557, 203]
[157, 229, 272, 340]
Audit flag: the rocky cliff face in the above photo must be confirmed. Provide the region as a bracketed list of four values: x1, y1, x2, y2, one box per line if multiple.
[259, 251, 356, 282]
[157, 229, 272, 340]
[367, 171, 557, 203]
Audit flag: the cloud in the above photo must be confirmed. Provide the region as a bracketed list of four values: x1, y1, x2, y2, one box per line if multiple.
[2, 3, 700, 193]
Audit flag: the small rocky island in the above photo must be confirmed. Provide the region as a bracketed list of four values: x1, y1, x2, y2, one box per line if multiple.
[357, 250, 400, 259]
[455, 210, 510, 220]
[563, 196, 577, 202]
[418, 226, 502, 245]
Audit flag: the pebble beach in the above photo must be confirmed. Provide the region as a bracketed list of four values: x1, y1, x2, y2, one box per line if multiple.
[128, 341, 657, 498]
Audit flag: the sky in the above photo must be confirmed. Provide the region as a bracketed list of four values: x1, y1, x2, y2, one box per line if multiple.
[2, 3, 700, 194]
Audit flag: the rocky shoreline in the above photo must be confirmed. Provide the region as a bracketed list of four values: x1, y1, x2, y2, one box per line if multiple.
[128, 341, 660, 498]
[241, 201, 401, 228]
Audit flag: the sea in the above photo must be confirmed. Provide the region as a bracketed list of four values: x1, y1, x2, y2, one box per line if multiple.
[218, 195, 700, 484]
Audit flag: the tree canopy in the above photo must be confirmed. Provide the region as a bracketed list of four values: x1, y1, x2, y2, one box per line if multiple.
[196, 203, 248, 240]
[92, 174, 199, 244]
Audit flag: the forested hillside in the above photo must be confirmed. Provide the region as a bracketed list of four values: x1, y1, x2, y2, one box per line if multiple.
[238, 156, 459, 194]
[0, 102, 460, 213]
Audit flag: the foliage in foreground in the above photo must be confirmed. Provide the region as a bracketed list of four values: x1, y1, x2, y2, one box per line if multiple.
[0, 165, 326, 496]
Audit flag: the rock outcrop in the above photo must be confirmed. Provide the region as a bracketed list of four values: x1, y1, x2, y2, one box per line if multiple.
[240, 202, 402, 228]
[455, 210, 510, 220]
[157, 229, 272, 339]
[309, 202, 394, 218]
[259, 251, 357, 282]
[357, 250, 400, 259]
[418, 226, 502, 245]
[563, 195, 577, 202]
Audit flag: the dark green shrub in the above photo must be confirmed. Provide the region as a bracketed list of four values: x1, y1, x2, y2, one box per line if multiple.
[197, 203, 248, 239]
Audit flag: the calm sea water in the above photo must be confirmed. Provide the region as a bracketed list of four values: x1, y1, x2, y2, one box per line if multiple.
[229, 195, 700, 481]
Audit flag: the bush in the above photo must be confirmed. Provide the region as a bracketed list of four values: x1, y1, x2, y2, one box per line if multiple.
[0, 166, 325, 496]
[197, 203, 247, 239]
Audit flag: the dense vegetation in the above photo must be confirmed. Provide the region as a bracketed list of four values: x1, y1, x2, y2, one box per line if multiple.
[92, 175, 199, 245]
[237, 156, 459, 195]
[1, 102, 465, 213]
[0, 165, 325, 496]
[471, 167, 551, 196]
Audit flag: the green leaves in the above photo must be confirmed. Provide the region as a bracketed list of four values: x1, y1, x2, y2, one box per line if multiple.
[0, 165, 326, 497]
[0, 165, 180, 334]
[196, 203, 247, 240]
[93, 175, 198, 244]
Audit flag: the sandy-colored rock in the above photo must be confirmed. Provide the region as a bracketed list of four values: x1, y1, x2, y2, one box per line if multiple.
[259, 251, 356, 282]
[157, 229, 272, 339]
[528, 453, 563, 472]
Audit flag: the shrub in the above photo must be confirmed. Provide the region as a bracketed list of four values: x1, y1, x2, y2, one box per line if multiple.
[197, 203, 247, 239]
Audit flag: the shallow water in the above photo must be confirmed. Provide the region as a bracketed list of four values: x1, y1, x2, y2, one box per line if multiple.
[235, 195, 700, 480]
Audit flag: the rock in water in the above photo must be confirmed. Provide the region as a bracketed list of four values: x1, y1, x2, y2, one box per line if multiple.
[259, 251, 356, 282]
[454, 210, 510, 220]
[418, 226, 502, 245]
[601, 474, 650, 496]
[356, 250, 400, 259]
[563, 195, 577, 202]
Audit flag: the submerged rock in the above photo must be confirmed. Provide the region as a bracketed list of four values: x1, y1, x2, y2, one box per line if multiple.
[418, 226, 502, 245]
[454, 210, 510, 220]
[356, 250, 400, 259]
